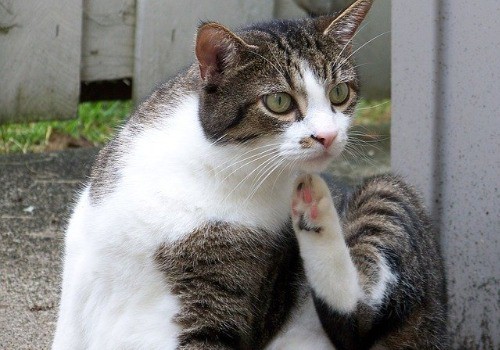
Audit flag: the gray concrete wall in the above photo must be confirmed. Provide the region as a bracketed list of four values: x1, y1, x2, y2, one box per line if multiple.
[392, 1, 499, 348]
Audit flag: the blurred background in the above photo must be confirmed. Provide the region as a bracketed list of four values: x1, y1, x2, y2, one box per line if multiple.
[1, 1, 498, 349]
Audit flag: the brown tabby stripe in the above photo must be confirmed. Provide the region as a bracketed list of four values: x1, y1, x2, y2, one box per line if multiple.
[313, 174, 449, 350]
[154, 222, 303, 350]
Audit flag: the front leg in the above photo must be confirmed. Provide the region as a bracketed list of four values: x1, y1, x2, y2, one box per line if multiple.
[291, 174, 362, 313]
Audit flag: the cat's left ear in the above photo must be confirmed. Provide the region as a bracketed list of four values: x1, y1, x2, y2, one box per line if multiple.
[195, 22, 256, 83]
[315, 0, 373, 48]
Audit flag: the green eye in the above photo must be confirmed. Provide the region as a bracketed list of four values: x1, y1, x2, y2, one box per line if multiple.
[263, 93, 293, 114]
[329, 83, 350, 106]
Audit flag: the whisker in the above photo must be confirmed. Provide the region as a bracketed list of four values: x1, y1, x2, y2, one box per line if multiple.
[333, 22, 370, 69]
[356, 100, 391, 111]
[333, 31, 391, 75]
[209, 134, 228, 146]
[343, 142, 380, 167]
[272, 158, 293, 192]
[249, 49, 288, 82]
[245, 156, 285, 203]
[250, 153, 284, 189]
[218, 149, 281, 183]
[248, 153, 284, 189]
[222, 151, 282, 203]
[213, 143, 282, 172]
[267, 43, 287, 76]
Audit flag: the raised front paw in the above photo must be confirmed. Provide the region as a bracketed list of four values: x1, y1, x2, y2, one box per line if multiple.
[291, 174, 336, 235]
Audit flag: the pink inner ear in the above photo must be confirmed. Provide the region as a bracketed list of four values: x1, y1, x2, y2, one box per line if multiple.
[196, 26, 229, 80]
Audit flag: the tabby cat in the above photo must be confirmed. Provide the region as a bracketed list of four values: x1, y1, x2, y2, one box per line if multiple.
[53, 0, 448, 349]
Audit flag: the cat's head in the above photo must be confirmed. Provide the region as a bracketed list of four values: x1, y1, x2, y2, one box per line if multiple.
[196, 0, 372, 173]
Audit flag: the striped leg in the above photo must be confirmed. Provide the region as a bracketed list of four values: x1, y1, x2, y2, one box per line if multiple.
[291, 174, 447, 349]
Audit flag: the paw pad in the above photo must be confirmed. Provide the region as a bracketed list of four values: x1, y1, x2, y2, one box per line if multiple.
[291, 174, 332, 234]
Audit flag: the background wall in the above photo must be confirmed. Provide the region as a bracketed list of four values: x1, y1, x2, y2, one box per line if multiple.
[392, 1, 499, 348]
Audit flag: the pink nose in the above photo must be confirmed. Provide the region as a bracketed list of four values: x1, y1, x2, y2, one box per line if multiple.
[311, 131, 337, 149]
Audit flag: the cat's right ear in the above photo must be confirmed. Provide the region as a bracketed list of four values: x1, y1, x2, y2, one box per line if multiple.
[195, 22, 255, 83]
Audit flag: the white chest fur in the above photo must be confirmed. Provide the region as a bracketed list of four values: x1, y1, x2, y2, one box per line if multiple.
[52, 94, 297, 349]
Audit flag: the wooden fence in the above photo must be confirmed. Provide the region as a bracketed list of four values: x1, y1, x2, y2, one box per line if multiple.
[0, 0, 275, 123]
[0, 0, 390, 124]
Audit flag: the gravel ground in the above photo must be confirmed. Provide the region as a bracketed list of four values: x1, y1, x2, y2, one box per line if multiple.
[0, 142, 389, 349]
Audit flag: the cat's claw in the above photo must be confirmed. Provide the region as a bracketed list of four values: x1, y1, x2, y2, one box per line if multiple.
[291, 174, 335, 235]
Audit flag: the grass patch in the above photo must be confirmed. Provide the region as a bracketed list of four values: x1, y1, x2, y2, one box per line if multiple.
[354, 99, 391, 127]
[0, 99, 390, 154]
[0, 101, 132, 154]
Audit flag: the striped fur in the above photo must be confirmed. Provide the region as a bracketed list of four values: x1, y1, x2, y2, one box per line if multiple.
[154, 222, 303, 350]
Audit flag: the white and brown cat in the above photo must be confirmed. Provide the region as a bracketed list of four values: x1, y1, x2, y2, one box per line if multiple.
[53, 1, 448, 349]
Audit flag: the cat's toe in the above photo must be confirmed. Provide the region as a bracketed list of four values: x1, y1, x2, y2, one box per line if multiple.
[291, 174, 334, 233]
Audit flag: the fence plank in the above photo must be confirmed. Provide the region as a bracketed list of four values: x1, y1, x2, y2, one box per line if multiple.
[0, 0, 82, 123]
[133, 0, 274, 103]
[81, 0, 135, 82]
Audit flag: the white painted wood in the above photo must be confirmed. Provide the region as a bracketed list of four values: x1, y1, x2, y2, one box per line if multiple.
[133, 0, 274, 103]
[81, 0, 135, 82]
[0, 0, 82, 123]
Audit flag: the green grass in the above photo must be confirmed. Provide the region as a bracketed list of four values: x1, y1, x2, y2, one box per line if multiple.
[0, 99, 390, 154]
[0, 101, 132, 154]
[354, 99, 391, 127]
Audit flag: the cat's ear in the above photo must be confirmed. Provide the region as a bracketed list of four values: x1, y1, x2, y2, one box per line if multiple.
[195, 22, 255, 82]
[315, 0, 373, 48]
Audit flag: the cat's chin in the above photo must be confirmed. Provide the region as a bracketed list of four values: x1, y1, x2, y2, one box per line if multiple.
[300, 153, 335, 172]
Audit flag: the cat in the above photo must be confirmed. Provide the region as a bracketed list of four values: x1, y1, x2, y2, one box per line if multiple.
[52, 0, 448, 349]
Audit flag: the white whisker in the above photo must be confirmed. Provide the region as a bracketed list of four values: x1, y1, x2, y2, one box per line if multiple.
[218, 148, 281, 184]
[222, 151, 282, 203]
[245, 156, 286, 203]
[333, 31, 391, 75]
[213, 144, 282, 173]
[356, 102, 390, 112]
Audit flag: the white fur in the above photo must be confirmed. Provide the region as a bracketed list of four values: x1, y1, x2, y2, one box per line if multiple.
[293, 172, 398, 315]
[296, 211, 363, 313]
[53, 63, 354, 348]
[297, 222, 363, 313]
[365, 255, 397, 307]
[265, 294, 335, 350]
